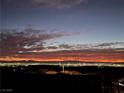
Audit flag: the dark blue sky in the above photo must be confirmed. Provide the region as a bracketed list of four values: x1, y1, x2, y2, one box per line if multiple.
[1, 0, 124, 45]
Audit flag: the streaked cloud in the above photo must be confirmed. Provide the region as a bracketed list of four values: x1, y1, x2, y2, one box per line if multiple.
[59, 44, 73, 49]
[0, 28, 75, 56]
[1, 48, 124, 62]
[32, 0, 88, 8]
[94, 42, 124, 49]
[25, 41, 124, 54]
[5, 0, 87, 8]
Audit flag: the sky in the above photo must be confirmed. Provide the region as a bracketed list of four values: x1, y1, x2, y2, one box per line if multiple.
[0, 0, 124, 62]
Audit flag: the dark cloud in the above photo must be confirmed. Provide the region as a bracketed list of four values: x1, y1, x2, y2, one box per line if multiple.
[59, 44, 73, 49]
[95, 42, 124, 48]
[4, 0, 124, 9]
[32, 0, 87, 8]
[1, 27, 123, 57]
[5, 0, 87, 8]
[57, 42, 124, 50]
[0, 28, 72, 56]
[47, 46, 58, 49]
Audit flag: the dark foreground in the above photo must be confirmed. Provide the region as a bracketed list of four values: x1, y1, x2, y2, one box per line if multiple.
[0, 65, 124, 93]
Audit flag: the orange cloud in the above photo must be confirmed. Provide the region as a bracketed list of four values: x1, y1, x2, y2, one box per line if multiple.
[0, 49, 124, 62]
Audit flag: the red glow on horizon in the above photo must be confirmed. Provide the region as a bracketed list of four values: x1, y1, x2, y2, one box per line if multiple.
[0, 56, 124, 63]
[0, 50, 124, 62]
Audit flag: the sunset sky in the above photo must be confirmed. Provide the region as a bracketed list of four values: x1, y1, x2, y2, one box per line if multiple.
[0, 0, 124, 62]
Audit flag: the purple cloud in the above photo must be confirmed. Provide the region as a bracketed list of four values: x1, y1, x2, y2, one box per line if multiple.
[32, 0, 88, 8]
[5, 0, 88, 8]
[0, 28, 74, 56]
